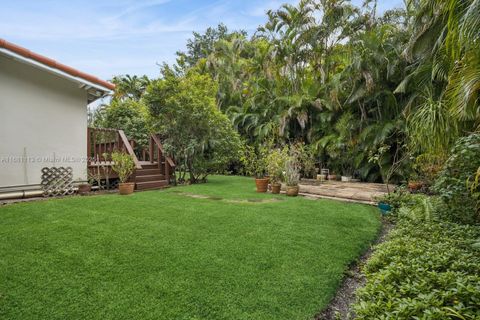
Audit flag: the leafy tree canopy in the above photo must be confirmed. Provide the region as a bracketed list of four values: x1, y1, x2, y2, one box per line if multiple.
[144, 69, 241, 183]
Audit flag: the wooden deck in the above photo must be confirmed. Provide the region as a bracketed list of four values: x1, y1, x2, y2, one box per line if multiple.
[87, 128, 175, 191]
[295, 180, 391, 205]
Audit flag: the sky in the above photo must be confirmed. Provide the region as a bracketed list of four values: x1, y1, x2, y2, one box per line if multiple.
[0, 0, 403, 80]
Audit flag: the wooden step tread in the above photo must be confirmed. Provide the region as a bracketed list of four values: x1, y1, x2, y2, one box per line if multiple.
[140, 164, 159, 170]
[135, 174, 165, 183]
[136, 180, 168, 191]
[135, 168, 162, 176]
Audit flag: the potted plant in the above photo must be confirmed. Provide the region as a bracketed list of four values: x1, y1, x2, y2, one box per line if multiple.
[407, 180, 424, 192]
[407, 171, 424, 192]
[241, 144, 269, 192]
[266, 147, 288, 194]
[328, 172, 337, 181]
[111, 151, 136, 195]
[339, 148, 356, 182]
[285, 155, 300, 197]
[409, 153, 444, 193]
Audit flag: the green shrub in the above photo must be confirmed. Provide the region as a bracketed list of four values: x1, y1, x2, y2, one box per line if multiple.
[433, 134, 480, 224]
[266, 147, 289, 184]
[111, 152, 136, 183]
[145, 70, 242, 183]
[240, 144, 268, 178]
[354, 195, 480, 319]
[467, 166, 480, 218]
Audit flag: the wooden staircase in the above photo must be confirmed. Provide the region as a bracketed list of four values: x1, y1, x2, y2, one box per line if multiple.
[134, 163, 169, 190]
[88, 128, 175, 191]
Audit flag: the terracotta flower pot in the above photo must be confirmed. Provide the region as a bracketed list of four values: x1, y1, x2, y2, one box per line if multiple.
[408, 181, 423, 192]
[286, 185, 299, 197]
[255, 178, 269, 193]
[271, 183, 281, 194]
[327, 174, 337, 181]
[119, 182, 135, 195]
[77, 183, 91, 195]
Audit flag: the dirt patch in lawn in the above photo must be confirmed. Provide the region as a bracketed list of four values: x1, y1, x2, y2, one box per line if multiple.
[315, 218, 394, 320]
[173, 191, 283, 204]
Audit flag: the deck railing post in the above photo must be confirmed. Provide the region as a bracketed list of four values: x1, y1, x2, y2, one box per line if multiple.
[165, 157, 170, 183]
[149, 136, 154, 163]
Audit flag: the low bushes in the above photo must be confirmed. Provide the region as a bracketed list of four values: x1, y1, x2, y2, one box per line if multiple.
[354, 195, 480, 319]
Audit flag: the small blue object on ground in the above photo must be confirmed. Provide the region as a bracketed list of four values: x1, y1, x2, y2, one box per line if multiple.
[378, 202, 392, 215]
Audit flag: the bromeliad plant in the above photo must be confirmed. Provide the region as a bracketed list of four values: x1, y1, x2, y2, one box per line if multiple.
[285, 158, 300, 187]
[284, 147, 301, 196]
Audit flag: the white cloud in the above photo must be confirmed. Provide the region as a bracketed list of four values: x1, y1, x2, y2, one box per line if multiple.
[248, 0, 299, 17]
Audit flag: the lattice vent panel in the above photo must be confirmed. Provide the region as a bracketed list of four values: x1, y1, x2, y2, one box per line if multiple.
[41, 167, 75, 197]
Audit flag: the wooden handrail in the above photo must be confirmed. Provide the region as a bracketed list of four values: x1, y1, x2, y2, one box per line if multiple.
[118, 130, 142, 169]
[151, 134, 175, 167]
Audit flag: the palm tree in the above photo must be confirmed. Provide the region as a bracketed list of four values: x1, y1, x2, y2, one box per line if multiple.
[111, 75, 151, 101]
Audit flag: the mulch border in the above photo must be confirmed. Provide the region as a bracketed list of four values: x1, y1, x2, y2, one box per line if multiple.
[315, 218, 394, 320]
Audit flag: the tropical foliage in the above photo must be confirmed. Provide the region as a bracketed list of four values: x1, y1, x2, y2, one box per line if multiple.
[171, 0, 479, 184]
[355, 193, 480, 319]
[144, 69, 242, 183]
[93, 99, 150, 148]
[434, 134, 480, 224]
[92, 0, 479, 187]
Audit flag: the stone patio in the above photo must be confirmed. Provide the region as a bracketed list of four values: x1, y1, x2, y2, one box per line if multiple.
[295, 179, 392, 205]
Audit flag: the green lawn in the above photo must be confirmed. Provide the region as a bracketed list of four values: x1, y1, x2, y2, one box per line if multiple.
[0, 175, 380, 320]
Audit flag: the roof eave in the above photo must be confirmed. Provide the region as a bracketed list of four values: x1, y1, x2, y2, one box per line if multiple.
[0, 39, 115, 90]
[0, 48, 113, 103]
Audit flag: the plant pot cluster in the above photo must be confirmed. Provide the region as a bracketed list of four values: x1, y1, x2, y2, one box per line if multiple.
[254, 178, 300, 196]
[253, 145, 301, 197]
[318, 173, 359, 182]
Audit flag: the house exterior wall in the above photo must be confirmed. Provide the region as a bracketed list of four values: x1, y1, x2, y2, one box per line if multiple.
[0, 54, 88, 188]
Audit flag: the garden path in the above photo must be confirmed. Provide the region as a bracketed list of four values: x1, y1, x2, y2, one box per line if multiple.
[295, 180, 391, 205]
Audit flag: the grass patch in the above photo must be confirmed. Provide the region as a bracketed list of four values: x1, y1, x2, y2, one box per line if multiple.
[0, 175, 380, 319]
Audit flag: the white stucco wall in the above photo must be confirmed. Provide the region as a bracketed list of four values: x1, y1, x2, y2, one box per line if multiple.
[0, 54, 88, 188]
